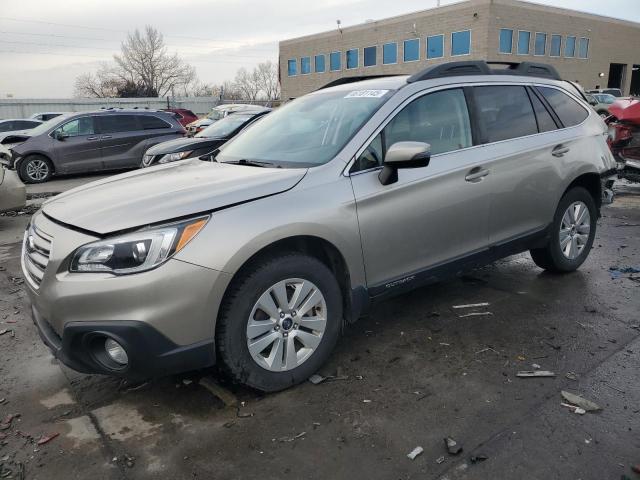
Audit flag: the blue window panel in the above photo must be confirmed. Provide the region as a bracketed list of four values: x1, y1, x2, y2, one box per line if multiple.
[499, 29, 513, 53]
[287, 59, 297, 76]
[517, 31, 530, 55]
[403, 38, 419, 62]
[364, 46, 377, 67]
[565, 36, 576, 57]
[427, 35, 444, 59]
[578, 38, 589, 58]
[300, 57, 311, 75]
[451, 30, 471, 56]
[550, 35, 562, 57]
[346, 48, 359, 69]
[330, 51, 341, 71]
[534, 32, 546, 56]
[383, 42, 397, 64]
[314, 54, 325, 73]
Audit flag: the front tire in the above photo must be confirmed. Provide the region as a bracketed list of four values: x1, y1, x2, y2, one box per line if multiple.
[216, 253, 343, 392]
[18, 155, 53, 183]
[530, 187, 597, 272]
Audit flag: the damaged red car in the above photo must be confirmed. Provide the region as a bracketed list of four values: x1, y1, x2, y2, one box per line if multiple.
[607, 98, 640, 183]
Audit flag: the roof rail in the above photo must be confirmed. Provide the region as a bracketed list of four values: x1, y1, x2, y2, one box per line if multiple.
[407, 61, 561, 83]
[318, 74, 404, 90]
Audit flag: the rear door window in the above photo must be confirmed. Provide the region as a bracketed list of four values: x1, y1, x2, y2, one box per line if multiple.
[537, 87, 589, 127]
[528, 89, 558, 132]
[13, 120, 41, 130]
[473, 86, 538, 143]
[98, 115, 140, 134]
[0, 121, 14, 132]
[140, 115, 172, 129]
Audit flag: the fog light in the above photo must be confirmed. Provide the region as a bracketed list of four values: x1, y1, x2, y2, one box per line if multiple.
[105, 338, 128, 365]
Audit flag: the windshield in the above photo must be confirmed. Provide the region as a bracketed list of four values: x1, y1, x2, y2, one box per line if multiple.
[28, 115, 72, 136]
[196, 114, 255, 138]
[217, 89, 392, 167]
[207, 109, 226, 121]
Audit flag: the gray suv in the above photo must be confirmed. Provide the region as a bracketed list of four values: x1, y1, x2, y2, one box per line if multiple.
[7, 110, 184, 183]
[23, 62, 617, 392]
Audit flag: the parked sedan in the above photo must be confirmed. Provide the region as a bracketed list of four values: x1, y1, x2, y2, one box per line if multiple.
[0, 119, 42, 142]
[186, 104, 264, 135]
[6, 110, 184, 183]
[142, 109, 270, 167]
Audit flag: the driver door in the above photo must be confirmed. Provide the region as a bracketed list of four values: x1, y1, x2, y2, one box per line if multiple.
[52, 116, 102, 174]
[349, 88, 493, 294]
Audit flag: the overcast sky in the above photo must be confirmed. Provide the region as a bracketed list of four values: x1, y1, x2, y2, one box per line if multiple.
[1, 0, 639, 98]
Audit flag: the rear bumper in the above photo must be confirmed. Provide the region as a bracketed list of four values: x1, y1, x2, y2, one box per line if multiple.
[0, 168, 26, 212]
[600, 168, 616, 205]
[31, 305, 216, 380]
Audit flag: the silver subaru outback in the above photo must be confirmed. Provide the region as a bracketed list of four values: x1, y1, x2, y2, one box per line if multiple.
[23, 61, 617, 392]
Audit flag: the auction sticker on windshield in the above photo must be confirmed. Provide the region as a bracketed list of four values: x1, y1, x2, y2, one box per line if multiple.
[345, 90, 389, 98]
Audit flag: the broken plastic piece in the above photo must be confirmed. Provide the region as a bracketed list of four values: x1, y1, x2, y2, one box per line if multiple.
[36, 433, 59, 445]
[561, 391, 601, 412]
[458, 312, 493, 318]
[407, 446, 424, 460]
[470, 454, 488, 463]
[444, 437, 463, 455]
[308, 374, 325, 384]
[436, 456, 445, 464]
[516, 371, 556, 377]
[452, 303, 490, 309]
[560, 402, 586, 415]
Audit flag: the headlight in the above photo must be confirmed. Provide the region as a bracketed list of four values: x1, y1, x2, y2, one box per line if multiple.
[70, 216, 209, 274]
[158, 151, 193, 164]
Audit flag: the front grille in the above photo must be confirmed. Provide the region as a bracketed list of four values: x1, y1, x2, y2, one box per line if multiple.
[22, 224, 52, 288]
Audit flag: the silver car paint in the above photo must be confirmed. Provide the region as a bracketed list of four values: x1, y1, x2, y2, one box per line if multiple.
[25, 74, 615, 348]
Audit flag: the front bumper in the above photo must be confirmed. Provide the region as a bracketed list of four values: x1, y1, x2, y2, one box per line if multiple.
[23, 212, 232, 379]
[31, 306, 215, 380]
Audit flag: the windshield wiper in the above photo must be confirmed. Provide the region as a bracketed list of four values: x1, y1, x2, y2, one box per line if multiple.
[224, 159, 276, 168]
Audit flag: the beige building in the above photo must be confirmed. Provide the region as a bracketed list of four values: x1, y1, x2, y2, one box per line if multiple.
[279, 0, 640, 99]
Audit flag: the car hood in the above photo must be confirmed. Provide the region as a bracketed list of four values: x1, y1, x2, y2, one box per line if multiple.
[188, 118, 214, 128]
[146, 136, 225, 155]
[42, 159, 307, 234]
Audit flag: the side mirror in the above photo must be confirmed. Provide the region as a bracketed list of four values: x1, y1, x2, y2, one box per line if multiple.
[378, 141, 431, 185]
[53, 130, 68, 141]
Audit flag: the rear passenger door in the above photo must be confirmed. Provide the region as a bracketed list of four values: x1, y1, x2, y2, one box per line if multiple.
[96, 114, 145, 169]
[471, 84, 568, 246]
[350, 88, 492, 293]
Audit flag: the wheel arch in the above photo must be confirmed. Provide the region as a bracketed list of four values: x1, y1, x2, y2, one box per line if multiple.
[218, 235, 361, 331]
[18, 151, 56, 174]
[562, 172, 602, 215]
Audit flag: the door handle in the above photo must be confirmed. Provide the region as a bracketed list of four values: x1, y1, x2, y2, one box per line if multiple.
[552, 145, 570, 157]
[465, 167, 490, 182]
[86, 136, 99, 141]
[101, 135, 112, 140]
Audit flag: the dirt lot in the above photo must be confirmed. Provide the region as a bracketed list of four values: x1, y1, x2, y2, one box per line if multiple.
[0, 180, 639, 480]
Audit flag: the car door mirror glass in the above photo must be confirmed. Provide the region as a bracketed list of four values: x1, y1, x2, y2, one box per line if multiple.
[54, 130, 68, 141]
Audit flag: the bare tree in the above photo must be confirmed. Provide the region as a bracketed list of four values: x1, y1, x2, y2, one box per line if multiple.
[114, 26, 196, 96]
[220, 80, 244, 101]
[254, 61, 280, 100]
[74, 64, 122, 98]
[233, 68, 261, 101]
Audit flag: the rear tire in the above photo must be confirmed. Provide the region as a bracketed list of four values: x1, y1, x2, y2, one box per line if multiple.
[18, 155, 53, 184]
[216, 253, 343, 392]
[530, 187, 597, 273]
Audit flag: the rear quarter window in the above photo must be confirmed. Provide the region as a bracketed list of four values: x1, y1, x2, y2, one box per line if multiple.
[141, 115, 172, 129]
[474, 85, 538, 143]
[537, 87, 589, 127]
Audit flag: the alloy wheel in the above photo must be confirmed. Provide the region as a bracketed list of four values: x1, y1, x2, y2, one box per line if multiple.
[26, 159, 49, 181]
[246, 278, 327, 372]
[559, 201, 591, 260]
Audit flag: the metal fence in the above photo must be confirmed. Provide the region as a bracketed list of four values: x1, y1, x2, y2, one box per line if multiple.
[0, 97, 278, 119]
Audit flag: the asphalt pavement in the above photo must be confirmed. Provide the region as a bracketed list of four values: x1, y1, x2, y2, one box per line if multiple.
[0, 178, 638, 480]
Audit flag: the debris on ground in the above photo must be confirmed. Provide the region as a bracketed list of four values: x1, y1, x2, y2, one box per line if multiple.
[517, 355, 526, 361]
[0, 329, 13, 337]
[9, 277, 23, 285]
[561, 391, 601, 412]
[0, 413, 19, 430]
[121, 453, 135, 468]
[277, 431, 306, 443]
[516, 371, 556, 378]
[531, 363, 541, 369]
[308, 373, 349, 385]
[452, 302, 490, 309]
[560, 402, 586, 415]
[436, 456, 446, 464]
[565, 372, 578, 381]
[609, 266, 640, 279]
[475, 346, 500, 355]
[444, 437, 463, 455]
[407, 446, 424, 460]
[0, 399, 5, 405]
[309, 374, 326, 384]
[362, 399, 372, 403]
[458, 312, 493, 318]
[470, 454, 488, 464]
[36, 432, 59, 445]
[198, 377, 238, 408]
